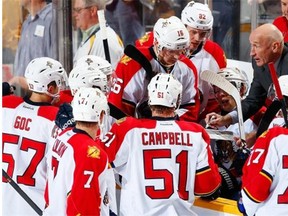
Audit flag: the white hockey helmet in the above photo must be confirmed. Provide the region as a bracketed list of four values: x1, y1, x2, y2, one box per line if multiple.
[68, 66, 108, 96]
[181, 1, 213, 31]
[75, 55, 113, 76]
[148, 73, 182, 108]
[24, 57, 67, 95]
[216, 67, 249, 96]
[72, 87, 108, 122]
[268, 75, 288, 100]
[279, 75, 288, 97]
[153, 16, 190, 51]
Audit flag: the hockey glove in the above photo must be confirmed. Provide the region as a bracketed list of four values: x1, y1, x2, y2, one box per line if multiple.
[55, 103, 75, 129]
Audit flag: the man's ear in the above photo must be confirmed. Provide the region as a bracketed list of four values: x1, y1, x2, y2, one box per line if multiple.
[91, 6, 98, 16]
[47, 84, 56, 94]
[271, 41, 280, 53]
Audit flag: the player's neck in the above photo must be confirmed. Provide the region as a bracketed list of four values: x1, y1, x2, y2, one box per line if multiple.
[29, 92, 52, 104]
[152, 111, 175, 118]
[76, 124, 99, 140]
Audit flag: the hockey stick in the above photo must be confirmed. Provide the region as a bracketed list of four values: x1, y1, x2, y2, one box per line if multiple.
[268, 62, 288, 127]
[124, 44, 155, 81]
[98, 10, 111, 63]
[2, 169, 43, 215]
[256, 100, 282, 137]
[200, 70, 247, 149]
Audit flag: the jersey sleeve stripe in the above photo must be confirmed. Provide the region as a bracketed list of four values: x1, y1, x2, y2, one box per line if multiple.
[196, 166, 211, 175]
[260, 169, 273, 183]
[243, 188, 261, 203]
[194, 183, 221, 196]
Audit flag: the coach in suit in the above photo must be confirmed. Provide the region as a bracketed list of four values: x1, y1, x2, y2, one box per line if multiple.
[206, 23, 288, 127]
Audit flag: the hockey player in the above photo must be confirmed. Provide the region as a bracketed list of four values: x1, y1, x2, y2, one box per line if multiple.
[239, 126, 288, 216]
[43, 87, 112, 216]
[181, 1, 227, 116]
[207, 67, 265, 199]
[53, 65, 118, 214]
[108, 16, 200, 122]
[55, 55, 112, 107]
[135, 1, 227, 117]
[102, 73, 221, 215]
[55, 61, 109, 130]
[2, 57, 67, 215]
[75, 55, 114, 90]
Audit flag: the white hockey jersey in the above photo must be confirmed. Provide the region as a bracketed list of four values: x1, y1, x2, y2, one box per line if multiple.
[102, 117, 221, 216]
[2, 95, 59, 216]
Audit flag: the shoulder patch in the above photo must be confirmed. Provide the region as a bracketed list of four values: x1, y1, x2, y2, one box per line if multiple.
[87, 146, 100, 159]
[120, 55, 132, 65]
[138, 33, 150, 45]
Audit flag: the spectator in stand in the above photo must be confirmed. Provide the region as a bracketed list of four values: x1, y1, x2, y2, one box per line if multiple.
[43, 87, 113, 216]
[2, 57, 67, 215]
[273, 0, 288, 42]
[102, 73, 221, 215]
[73, 0, 124, 70]
[105, 0, 144, 46]
[10, 0, 56, 93]
[206, 24, 288, 129]
[238, 126, 288, 216]
[108, 16, 200, 122]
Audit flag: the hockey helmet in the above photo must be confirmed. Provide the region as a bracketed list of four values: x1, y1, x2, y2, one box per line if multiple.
[68, 65, 108, 96]
[25, 57, 67, 96]
[72, 87, 108, 122]
[181, 1, 213, 31]
[148, 73, 182, 108]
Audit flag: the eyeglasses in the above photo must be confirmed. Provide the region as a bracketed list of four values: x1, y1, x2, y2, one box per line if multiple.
[73, 6, 92, 14]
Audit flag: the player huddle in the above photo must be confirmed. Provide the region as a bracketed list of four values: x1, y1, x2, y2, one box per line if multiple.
[3, 1, 288, 216]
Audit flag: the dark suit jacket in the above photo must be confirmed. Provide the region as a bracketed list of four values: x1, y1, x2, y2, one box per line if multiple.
[242, 44, 288, 121]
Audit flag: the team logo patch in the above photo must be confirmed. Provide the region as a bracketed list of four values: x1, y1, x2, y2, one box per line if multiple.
[46, 61, 53, 68]
[87, 146, 100, 159]
[85, 58, 94, 65]
[120, 55, 132, 65]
